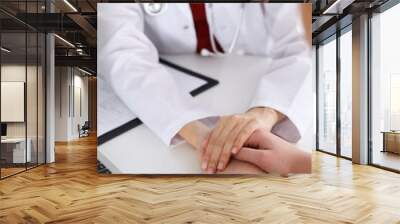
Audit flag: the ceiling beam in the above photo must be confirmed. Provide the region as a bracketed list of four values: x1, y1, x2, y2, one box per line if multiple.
[322, 0, 356, 15]
[55, 55, 96, 71]
[67, 13, 96, 46]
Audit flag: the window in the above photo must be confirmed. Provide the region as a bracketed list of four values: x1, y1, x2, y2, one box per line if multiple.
[390, 74, 400, 130]
[339, 28, 352, 158]
[370, 2, 400, 171]
[316, 26, 353, 159]
[317, 36, 337, 154]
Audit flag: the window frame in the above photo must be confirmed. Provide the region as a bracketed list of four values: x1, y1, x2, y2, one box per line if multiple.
[315, 24, 353, 161]
[367, 0, 400, 173]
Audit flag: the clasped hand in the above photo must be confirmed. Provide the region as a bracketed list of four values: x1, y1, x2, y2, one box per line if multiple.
[201, 107, 282, 174]
[178, 107, 311, 175]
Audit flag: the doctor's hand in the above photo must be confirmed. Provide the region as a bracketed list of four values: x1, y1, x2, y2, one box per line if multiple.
[202, 107, 284, 174]
[178, 120, 211, 151]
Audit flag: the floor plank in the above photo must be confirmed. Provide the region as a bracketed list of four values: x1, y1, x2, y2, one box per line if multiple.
[1, 135, 400, 223]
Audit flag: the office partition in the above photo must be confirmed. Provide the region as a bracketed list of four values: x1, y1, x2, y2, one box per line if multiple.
[0, 30, 28, 177]
[0, 0, 47, 179]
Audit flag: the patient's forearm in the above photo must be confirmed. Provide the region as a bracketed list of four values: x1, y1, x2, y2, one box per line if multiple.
[215, 159, 265, 174]
[287, 149, 311, 174]
[233, 130, 311, 175]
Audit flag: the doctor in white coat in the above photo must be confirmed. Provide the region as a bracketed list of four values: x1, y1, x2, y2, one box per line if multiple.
[98, 3, 312, 174]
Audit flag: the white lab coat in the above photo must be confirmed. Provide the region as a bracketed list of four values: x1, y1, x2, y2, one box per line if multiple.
[98, 3, 312, 146]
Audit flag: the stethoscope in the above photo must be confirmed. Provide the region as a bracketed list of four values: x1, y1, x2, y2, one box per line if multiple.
[143, 3, 246, 57]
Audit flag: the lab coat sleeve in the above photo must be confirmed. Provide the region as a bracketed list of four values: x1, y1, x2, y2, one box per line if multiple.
[98, 4, 216, 146]
[249, 4, 312, 143]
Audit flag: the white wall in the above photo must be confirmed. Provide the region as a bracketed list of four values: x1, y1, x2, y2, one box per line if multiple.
[55, 66, 69, 141]
[71, 73, 89, 138]
[1, 65, 42, 138]
[55, 67, 89, 141]
[1, 82, 25, 122]
[1, 64, 46, 164]
[1, 65, 26, 136]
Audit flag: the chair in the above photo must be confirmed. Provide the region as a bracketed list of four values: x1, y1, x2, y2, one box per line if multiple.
[79, 121, 90, 138]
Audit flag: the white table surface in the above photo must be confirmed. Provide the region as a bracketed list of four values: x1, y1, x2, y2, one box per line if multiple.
[1, 137, 32, 163]
[1, 138, 24, 143]
[98, 54, 314, 174]
[97, 62, 207, 137]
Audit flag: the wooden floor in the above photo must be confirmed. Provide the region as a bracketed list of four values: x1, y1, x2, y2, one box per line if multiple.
[1, 167, 26, 178]
[372, 150, 400, 171]
[1, 135, 400, 223]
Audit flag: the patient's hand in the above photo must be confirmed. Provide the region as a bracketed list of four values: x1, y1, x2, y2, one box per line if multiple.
[202, 107, 284, 174]
[234, 129, 311, 176]
[178, 120, 264, 174]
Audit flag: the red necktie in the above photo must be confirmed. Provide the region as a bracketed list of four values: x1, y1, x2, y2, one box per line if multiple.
[189, 3, 224, 54]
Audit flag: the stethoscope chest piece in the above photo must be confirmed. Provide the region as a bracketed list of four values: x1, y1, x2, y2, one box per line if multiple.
[143, 3, 168, 16]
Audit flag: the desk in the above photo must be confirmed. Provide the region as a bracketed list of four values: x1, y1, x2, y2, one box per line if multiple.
[1, 138, 32, 164]
[382, 131, 400, 154]
[98, 55, 313, 174]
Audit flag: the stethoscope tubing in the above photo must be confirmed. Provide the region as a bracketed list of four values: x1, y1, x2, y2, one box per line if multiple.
[142, 3, 246, 57]
[208, 3, 245, 56]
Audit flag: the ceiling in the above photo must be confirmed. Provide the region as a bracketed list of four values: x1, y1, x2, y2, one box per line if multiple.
[312, 0, 392, 44]
[1, 0, 99, 71]
[1, 0, 396, 70]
